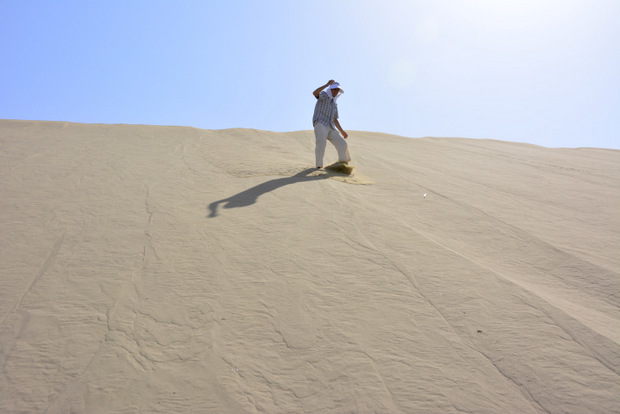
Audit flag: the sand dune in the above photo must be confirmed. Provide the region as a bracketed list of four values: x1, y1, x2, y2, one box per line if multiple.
[1, 119, 618, 413]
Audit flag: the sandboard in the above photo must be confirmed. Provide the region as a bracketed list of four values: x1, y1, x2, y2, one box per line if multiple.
[325, 161, 354, 175]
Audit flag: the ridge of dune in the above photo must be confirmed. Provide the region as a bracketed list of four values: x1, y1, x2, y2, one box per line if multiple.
[1, 119, 619, 413]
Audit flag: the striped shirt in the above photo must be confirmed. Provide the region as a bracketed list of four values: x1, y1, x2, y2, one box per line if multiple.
[312, 90, 339, 129]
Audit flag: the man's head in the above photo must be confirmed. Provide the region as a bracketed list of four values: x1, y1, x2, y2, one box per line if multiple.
[328, 82, 343, 98]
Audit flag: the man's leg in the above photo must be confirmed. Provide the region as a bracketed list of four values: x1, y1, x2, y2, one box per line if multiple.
[327, 129, 351, 163]
[314, 123, 329, 168]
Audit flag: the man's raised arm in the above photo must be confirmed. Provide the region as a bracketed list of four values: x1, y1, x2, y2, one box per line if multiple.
[313, 79, 335, 99]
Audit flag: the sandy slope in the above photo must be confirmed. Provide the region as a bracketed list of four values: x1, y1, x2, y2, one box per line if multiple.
[0, 120, 618, 413]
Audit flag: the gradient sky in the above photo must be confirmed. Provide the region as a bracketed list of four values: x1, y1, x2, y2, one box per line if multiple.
[2, 0, 619, 149]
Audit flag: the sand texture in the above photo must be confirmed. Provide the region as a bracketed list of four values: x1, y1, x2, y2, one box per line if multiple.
[1, 120, 619, 413]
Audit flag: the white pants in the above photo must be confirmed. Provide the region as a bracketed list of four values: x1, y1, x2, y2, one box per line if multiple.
[314, 122, 350, 167]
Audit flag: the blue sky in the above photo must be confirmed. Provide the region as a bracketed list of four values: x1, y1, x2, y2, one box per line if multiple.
[1, 0, 619, 149]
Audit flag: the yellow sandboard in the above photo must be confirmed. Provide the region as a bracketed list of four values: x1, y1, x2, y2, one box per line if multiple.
[325, 161, 354, 175]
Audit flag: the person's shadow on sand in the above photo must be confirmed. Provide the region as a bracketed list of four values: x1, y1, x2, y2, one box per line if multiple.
[208, 168, 328, 217]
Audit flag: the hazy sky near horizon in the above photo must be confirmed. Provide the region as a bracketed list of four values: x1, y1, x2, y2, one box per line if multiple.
[1, 0, 619, 149]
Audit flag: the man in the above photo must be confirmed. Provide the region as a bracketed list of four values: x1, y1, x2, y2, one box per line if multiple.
[312, 79, 350, 169]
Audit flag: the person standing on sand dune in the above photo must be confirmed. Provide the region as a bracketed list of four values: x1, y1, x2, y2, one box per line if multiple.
[312, 79, 350, 169]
